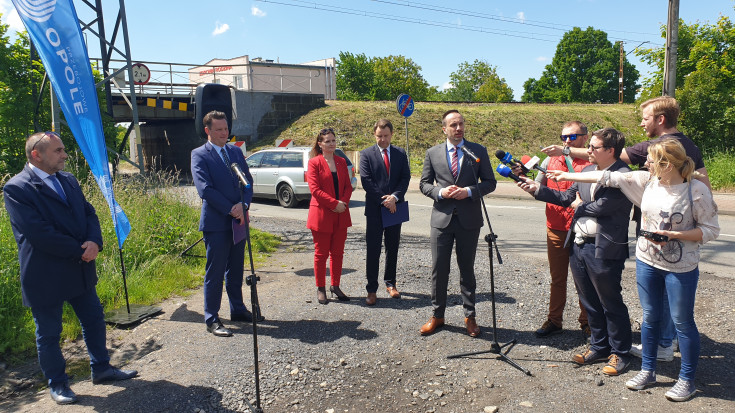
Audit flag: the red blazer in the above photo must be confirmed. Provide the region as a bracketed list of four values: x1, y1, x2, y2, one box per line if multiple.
[306, 154, 352, 232]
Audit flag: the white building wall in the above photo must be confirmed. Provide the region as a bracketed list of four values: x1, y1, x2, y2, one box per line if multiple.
[188, 55, 336, 99]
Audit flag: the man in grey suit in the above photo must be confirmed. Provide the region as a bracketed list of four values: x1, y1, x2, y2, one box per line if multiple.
[418, 110, 496, 337]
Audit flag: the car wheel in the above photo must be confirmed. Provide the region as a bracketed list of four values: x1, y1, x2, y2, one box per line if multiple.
[277, 183, 298, 208]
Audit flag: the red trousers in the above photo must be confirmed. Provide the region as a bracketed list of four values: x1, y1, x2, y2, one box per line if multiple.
[547, 227, 588, 328]
[311, 227, 348, 288]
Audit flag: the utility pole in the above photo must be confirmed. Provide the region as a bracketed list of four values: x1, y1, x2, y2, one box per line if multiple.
[619, 42, 624, 104]
[663, 0, 679, 97]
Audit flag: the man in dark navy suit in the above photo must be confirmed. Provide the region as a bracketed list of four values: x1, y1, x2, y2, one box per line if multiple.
[359, 119, 411, 305]
[3, 132, 137, 405]
[519, 128, 634, 376]
[191, 110, 260, 337]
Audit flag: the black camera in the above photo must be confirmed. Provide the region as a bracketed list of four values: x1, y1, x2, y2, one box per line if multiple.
[640, 229, 668, 243]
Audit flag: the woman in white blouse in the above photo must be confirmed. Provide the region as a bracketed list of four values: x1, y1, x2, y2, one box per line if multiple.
[542, 138, 719, 402]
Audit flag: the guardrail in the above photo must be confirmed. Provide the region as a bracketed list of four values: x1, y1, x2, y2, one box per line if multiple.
[91, 58, 334, 98]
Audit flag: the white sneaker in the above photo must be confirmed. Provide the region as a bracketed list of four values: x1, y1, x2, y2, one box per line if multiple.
[626, 370, 657, 390]
[665, 379, 696, 402]
[630, 343, 674, 362]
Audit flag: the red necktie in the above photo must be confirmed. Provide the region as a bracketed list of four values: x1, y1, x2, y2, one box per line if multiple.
[383, 148, 390, 176]
[451, 148, 458, 179]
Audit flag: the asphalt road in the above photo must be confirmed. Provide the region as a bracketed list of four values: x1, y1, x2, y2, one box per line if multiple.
[247, 188, 735, 280]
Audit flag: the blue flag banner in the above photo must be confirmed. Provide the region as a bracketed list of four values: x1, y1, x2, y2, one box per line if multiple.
[12, 0, 131, 248]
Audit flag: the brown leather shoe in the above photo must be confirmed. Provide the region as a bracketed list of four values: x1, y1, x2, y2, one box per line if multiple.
[386, 286, 401, 299]
[365, 292, 377, 306]
[419, 317, 445, 336]
[465, 317, 481, 337]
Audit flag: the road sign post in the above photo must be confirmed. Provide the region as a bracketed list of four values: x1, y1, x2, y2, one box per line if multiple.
[396, 94, 414, 164]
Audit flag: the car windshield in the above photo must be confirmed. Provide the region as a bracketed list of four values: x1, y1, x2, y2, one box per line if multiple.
[334, 149, 353, 166]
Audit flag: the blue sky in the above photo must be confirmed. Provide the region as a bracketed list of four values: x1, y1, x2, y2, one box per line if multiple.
[2, 0, 734, 100]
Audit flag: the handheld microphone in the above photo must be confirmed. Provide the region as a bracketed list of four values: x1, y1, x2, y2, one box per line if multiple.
[495, 150, 530, 174]
[521, 155, 548, 174]
[496, 164, 523, 183]
[230, 163, 251, 188]
[460, 146, 480, 163]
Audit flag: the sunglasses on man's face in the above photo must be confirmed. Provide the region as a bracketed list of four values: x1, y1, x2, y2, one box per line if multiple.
[560, 133, 585, 142]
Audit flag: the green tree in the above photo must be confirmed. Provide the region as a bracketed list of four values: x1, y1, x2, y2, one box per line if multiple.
[372, 55, 430, 101]
[335, 51, 374, 100]
[336, 51, 432, 101]
[445, 60, 513, 102]
[522, 27, 639, 103]
[636, 15, 735, 151]
[0, 19, 51, 173]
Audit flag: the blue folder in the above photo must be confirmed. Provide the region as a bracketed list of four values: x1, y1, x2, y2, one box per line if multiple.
[381, 201, 410, 228]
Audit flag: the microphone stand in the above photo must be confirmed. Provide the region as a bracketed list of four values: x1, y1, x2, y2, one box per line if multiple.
[238, 179, 265, 413]
[447, 148, 531, 376]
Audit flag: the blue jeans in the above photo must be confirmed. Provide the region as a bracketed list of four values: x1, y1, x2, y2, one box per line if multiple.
[636, 259, 699, 381]
[31, 287, 111, 386]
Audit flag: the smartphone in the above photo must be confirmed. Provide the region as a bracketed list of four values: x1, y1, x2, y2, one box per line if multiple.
[639, 229, 668, 243]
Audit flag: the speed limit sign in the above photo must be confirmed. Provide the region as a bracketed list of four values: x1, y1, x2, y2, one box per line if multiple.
[132, 63, 150, 85]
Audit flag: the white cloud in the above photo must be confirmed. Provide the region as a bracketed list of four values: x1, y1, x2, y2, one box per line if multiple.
[441, 81, 454, 91]
[212, 21, 230, 36]
[0, 0, 25, 33]
[251, 6, 266, 17]
[516, 11, 526, 23]
[536, 56, 549, 62]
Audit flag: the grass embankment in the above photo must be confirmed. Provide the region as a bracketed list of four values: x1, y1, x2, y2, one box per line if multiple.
[257, 101, 735, 190]
[0, 163, 280, 358]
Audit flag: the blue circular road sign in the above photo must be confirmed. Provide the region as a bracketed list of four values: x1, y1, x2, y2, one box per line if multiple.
[396, 94, 414, 117]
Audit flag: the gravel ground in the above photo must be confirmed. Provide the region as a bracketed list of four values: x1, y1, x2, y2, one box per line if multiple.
[1, 215, 734, 413]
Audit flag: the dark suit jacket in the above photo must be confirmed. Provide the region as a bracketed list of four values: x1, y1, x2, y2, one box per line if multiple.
[3, 166, 103, 307]
[191, 142, 253, 232]
[306, 154, 353, 232]
[419, 140, 496, 230]
[535, 160, 633, 260]
[359, 144, 410, 217]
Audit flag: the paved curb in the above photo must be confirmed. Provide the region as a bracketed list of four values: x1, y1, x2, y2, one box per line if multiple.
[359, 177, 735, 216]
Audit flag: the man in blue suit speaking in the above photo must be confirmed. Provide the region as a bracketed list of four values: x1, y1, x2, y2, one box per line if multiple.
[4, 132, 137, 405]
[191, 110, 260, 337]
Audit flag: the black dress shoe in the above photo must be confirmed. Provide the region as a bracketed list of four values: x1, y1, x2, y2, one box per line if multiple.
[49, 382, 78, 404]
[535, 320, 563, 338]
[92, 367, 139, 384]
[206, 321, 233, 337]
[231, 309, 265, 322]
[329, 285, 350, 301]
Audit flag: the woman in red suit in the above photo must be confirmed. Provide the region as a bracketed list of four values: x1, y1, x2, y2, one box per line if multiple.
[306, 128, 353, 304]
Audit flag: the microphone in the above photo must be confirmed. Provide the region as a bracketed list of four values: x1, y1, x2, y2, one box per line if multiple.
[460, 145, 480, 163]
[521, 155, 548, 174]
[495, 150, 530, 174]
[496, 164, 523, 183]
[230, 163, 251, 188]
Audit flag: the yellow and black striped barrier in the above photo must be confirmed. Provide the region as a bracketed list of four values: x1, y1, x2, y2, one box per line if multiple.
[146, 98, 190, 112]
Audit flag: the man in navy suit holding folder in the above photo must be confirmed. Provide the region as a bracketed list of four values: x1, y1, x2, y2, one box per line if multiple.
[191, 110, 259, 337]
[360, 119, 411, 305]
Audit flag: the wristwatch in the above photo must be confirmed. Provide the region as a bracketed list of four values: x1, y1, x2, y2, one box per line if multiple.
[562, 146, 571, 156]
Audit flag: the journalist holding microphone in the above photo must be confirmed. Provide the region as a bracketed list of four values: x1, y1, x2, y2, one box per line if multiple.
[545, 138, 719, 402]
[306, 128, 353, 304]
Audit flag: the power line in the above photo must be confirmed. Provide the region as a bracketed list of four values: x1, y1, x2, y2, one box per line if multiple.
[372, 0, 661, 38]
[256, 0, 659, 45]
